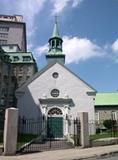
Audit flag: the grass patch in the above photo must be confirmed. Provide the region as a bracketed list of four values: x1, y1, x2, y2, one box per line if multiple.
[17, 133, 38, 148]
[90, 131, 118, 140]
[18, 134, 37, 143]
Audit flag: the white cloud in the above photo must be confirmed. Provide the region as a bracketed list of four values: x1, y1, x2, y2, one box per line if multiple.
[51, 0, 83, 15]
[34, 43, 48, 58]
[72, 0, 83, 7]
[0, 0, 46, 47]
[0, 0, 46, 28]
[15, 0, 46, 29]
[112, 39, 118, 53]
[51, 0, 70, 15]
[33, 36, 105, 64]
[63, 36, 105, 64]
[27, 43, 33, 51]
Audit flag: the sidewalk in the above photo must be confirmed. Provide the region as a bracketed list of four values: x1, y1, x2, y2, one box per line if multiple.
[1, 144, 118, 160]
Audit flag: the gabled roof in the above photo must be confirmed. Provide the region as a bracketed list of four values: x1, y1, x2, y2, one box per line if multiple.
[95, 92, 118, 106]
[16, 61, 96, 92]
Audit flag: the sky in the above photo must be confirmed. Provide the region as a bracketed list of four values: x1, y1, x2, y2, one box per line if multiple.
[0, 0, 118, 92]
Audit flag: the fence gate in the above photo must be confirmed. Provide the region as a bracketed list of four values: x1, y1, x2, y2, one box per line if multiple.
[17, 118, 81, 154]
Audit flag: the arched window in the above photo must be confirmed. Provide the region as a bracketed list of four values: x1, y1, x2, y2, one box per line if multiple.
[48, 108, 62, 115]
[52, 40, 55, 47]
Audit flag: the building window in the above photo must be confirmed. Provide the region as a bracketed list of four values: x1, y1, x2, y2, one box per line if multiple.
[26, 76, 30, 80]
[95, 112, 100, 124]
[0, 27, 9, 32]
[19, 66, 23, 72]
[13, 56, 19, 61]
[48, 108, 62, 115]
[9, 46, 13, 49]
[1, 88, 6, 97]
[52, 72, 59, 79]
[18, 76, 22, 81]
[111, 111, 117, 120]
[23, 56, 31, 61]
[0, 33, 8, 38]
[4, 75, 8, 83]
[51, 89, 59, 97]
[0, 40, 7, 45]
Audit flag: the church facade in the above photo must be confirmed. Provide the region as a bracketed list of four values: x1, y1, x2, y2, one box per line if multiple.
[16, 20, 96, 136]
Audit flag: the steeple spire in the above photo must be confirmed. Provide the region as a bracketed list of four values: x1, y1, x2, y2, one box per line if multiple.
[51, 16, 60, 38]
[49, 16, 63, 52]
[46, 18, 65, 65]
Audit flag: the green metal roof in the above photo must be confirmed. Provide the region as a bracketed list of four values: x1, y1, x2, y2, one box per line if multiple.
[95, 92, 118, 106]
[8, 52, 35, 64]
[48, 49, 63, 55]
[51, 21, 60, 38]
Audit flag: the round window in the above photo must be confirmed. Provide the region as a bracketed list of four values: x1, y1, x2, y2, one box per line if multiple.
[51, 89, 59, 97]
[52, 72, 59, 79]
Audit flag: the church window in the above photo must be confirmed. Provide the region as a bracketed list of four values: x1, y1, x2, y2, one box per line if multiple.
[111, 111, 117, 120]
[51, 89, 59, 97]
[23, 56, 31, 61]
[13, 56, 19, 62]
[52, 72, 58, 78]
[48, 108, 62, 115]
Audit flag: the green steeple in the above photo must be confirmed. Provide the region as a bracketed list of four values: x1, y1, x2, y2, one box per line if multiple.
[51, 18, 60, 38]
[46, 18, 65, 65]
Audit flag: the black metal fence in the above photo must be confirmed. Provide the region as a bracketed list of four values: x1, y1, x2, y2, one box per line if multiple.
[17, 117, 81, 153]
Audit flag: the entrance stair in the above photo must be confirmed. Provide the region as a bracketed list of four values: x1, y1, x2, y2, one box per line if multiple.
[18, 139, 74, 153]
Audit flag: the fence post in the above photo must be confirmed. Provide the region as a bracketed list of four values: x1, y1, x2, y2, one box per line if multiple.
[78, 112, 89, 148]
[3, 108, 18, 156]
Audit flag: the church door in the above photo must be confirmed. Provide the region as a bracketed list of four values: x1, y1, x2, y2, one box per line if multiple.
[47, 108, 63, 138]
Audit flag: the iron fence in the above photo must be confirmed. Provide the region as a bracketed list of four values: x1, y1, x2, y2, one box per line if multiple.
[17, 117, 81, 153]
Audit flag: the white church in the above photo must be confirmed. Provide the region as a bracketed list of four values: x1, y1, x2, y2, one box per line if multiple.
[16, 20, 96, 137]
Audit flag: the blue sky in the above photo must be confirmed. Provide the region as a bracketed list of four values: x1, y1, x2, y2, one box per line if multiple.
[0, 0, 118, 92]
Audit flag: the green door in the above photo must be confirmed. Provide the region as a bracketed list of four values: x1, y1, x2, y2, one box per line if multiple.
[47, 117, 63, 138]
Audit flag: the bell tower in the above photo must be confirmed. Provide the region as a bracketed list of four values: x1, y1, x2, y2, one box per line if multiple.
[46, 17, 65, 65]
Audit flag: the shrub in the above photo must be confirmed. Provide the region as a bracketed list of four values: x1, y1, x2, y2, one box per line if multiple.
[96, 128, 100, 134]
[103, 119, 116, 129]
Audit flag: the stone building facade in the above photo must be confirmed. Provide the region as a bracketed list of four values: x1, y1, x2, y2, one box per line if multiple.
[0, 15, 37, 112]
[0, 15, 26, 52]
[0, 45, 37, 109]
[95, 93, 118, 124]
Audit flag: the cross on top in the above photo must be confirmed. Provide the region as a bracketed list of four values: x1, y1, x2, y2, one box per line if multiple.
[54, 15, 58, 23]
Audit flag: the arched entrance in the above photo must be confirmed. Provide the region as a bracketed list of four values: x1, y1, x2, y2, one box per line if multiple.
[47, 107, 63, 138]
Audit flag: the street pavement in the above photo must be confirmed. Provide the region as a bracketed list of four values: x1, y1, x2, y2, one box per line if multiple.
[1, 144, 118, 160]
